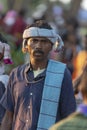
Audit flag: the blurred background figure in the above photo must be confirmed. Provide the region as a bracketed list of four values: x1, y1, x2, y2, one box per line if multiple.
[0, 3, 4, 32]
[3, 9, 27, 50]
[3, 10, 17, 34]
[0, 33, 12, 129]
[73, 60, 87, 107]
[72, 34, 87, 79]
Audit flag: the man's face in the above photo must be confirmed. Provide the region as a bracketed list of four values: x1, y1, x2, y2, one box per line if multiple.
[26, 37, 53, 62]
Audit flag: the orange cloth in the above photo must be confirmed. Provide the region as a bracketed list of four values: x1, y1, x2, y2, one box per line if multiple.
[72, 50, 87, 80]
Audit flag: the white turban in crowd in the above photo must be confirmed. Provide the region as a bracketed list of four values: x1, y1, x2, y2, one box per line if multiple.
[22, 27, 64, 52]
[0, 41, 13, 64]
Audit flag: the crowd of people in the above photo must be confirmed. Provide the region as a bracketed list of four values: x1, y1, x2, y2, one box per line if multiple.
[0, 9, 27, 50]
[0, 5, 87, 130]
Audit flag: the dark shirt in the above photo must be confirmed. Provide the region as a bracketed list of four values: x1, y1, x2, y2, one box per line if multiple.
[0, 62, 76, 130]
[0, 81, 6, 123]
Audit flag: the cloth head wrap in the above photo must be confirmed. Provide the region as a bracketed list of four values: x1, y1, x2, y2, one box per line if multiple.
[22, 27, 64, 53]
[0, 41, 13, 64]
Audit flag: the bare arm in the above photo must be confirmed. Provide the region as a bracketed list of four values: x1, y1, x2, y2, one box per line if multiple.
[1, 110, 13, 130]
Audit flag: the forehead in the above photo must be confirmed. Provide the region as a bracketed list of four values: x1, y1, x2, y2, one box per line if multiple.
[29, 37, 48, 40]
[27, 37, 53, 45]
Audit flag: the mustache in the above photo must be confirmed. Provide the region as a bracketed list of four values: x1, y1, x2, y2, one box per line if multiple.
[33, 49, 44, 55]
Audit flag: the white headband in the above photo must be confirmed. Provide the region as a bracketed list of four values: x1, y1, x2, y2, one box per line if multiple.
[23, 27, 64, 52]
[23, 27, 58, 43]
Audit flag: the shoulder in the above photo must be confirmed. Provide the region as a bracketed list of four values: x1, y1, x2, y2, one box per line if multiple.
[9, 63, 29, 81]
[49, 59, 66, 72]
[49, 59, 66, 66]
[62, 67, 73, 91]
[64, 67, 72, 78]
[10, 63, 28, 75]
[48, 60, 72, 84]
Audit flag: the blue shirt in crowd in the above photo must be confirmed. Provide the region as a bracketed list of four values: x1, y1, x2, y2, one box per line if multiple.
[0, 62, 76, 130]
[0, 81, 6, 124]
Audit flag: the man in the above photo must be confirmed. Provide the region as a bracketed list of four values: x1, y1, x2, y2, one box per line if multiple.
[0, 33, 12, 129]
[49, 63, 87, 130]
[0, 20, 76, 130]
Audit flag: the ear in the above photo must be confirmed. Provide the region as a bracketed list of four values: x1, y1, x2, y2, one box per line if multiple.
[22, 39, 28, 53]
[22, 47, 28, 53]
[50, 44, 53, 51]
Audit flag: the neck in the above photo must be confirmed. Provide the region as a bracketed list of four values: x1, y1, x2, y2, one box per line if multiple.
[30, 59, 48, 70]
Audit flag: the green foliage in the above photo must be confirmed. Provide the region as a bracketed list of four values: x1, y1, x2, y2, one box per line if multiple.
[5, 48, 25, 74]
[2, 33, 25, 74]
[12, 48, 24, 67]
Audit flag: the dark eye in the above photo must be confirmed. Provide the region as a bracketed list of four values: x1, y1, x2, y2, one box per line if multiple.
[32, 39, 39, 43]
[41, 39, 47, 43]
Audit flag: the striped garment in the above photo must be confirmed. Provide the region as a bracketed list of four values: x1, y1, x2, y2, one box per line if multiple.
[37, 59, 66, 130]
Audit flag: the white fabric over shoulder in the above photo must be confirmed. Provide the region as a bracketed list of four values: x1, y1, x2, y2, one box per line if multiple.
[0, 75, 9, 88]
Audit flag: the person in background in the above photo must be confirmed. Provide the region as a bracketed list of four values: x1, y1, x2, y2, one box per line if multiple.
[0, 33, 13, 129]
[0, 20, 76, 130]
[3, 10, 18, 35]
[3, 9, 27, 50]
[73, 60, 87, 107]
[49, 62, 87, 130]
[10, 9, 27, 50]
[72, 34, 87, 80]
